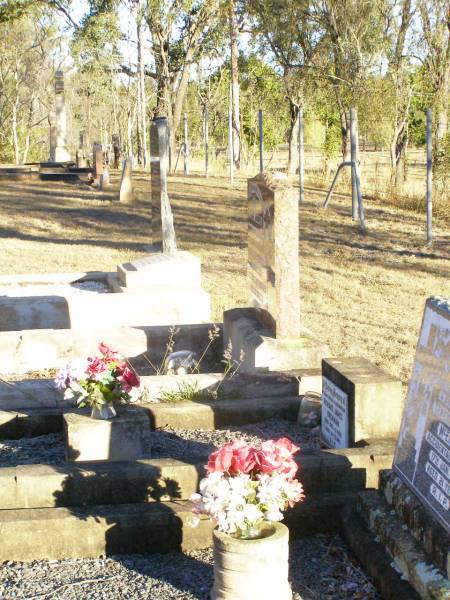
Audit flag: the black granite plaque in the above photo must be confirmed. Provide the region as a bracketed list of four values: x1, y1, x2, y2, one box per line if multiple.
[393, 297, 450, 534]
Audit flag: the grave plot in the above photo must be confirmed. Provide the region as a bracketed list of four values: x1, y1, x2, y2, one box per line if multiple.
[0, 168, 441, 600]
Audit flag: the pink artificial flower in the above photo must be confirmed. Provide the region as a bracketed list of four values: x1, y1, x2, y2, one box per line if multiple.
[286, 480, 305, 507]
[98, 342, 120, 361]
[206, 442, 235, 473]
[231, 443, 258, 474]
[116, 363, 140, 392]
[255, 438, 300, 479]
[86, 356, 108, 378]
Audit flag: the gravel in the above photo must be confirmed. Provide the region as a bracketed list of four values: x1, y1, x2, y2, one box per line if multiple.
[0, 535, 380, 600]
[0, 281, 109, 297]
[0, 419, 321, 467]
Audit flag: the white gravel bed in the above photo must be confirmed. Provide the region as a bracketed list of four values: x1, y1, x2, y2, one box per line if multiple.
[0, 419, 320, 467]
[0, 535, 380, 600]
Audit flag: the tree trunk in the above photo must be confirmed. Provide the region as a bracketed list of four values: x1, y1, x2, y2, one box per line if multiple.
[137, 3, 148, 168]
[229, 0, 241, 169]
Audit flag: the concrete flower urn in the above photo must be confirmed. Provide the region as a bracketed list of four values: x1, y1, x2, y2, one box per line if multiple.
[211, 522, 292, 600]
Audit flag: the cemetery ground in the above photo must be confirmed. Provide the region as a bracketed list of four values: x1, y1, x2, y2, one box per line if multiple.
[0, 169, 448, 599]
[0, 169, 448, 388]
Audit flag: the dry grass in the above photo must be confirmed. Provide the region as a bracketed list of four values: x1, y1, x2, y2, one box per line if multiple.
[0, 169, 448, 388]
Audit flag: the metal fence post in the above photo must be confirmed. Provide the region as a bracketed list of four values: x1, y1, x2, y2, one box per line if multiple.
[350, 108, 358, 220]
[298, 107, 304, 202]
[204, 107, 209, 178]
[229, 87, 234, 183]
[426, 108, 433, 245]
[259, 109, 264, 173]
[183, 112, 189, 176]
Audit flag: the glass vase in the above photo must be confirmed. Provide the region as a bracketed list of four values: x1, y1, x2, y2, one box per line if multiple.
[90, 404, 117, 420]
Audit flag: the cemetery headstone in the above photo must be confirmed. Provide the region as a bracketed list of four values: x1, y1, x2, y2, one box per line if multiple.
[119, 158, 133, 203]
[76, 131, 87, 168]
[150, 117, 177, 252]
[321, 356, 403, 448]
[248, 172, 301, 339]
[223, 171, 328, 373]
[93, 142, 103, 184]
[393, 297, 449, 533]
[53, 71, 70, 162]
[112, 133, 121, 169]
[100, 167, 110, 189]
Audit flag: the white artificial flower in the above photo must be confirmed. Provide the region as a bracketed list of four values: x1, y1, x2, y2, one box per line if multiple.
[242, 503, 263, 524]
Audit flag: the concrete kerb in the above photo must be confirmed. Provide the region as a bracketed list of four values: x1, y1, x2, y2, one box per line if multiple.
[0, 322, 222, 373]
[0, 441, 396, 510]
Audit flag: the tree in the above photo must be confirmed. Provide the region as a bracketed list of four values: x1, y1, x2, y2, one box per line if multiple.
[145, 0, 223, 159]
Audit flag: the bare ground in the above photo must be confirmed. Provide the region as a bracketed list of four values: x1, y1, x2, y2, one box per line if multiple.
[0, 170, 448, 387]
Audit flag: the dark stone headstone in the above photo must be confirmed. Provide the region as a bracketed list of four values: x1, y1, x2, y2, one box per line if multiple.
[393, 297, 450, 534]
[150, 117, 177, 253]
[321, 356, 403, 448]
[247, 172, 300, 339]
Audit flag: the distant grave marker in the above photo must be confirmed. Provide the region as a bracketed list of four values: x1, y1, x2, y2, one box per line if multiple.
[393, 297, 450, 533]
[119, 158, 133, 203]
[53, 71, 70, 163]
[93, 142, 103, 184]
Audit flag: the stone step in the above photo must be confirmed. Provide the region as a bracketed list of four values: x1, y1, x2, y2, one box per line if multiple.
[0, 501, 214, 561]
[356, 490, 450, 599]
[379, 470, 450, 577]
[0, 442, 396, 510]
[0, 396, 302, 437]
[0, 371, 297, 411]
[0, 492, 356, 562]
[0, 458, 203, 509]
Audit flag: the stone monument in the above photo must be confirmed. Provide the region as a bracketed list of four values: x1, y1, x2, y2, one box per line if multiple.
[53, 71, 70, 163]
[321, 356, 403, 448]
[93, 142, 103, 185]
[119, 158, 133, 203]
[107, 116, 211, 323]
[342, 298, 450, 599]
[393, 297, 449, 532]
[224, 172, 328, 372]
[76, 131, 87, 168]
[150, 117, 177, 252]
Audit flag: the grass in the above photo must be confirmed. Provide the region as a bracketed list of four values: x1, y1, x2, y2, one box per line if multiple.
[0, 165, 448, 390]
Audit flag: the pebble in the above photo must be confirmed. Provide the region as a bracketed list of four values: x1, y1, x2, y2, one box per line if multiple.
[0, 535, 380, 599]
[0, 419, 320, 467]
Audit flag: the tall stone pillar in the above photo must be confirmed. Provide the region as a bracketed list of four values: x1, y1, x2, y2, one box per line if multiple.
[53, 71, 70, 163]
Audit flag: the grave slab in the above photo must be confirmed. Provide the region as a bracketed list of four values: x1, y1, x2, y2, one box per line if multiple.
[321, 356, 403, 448]
[64, 405, 152, 462]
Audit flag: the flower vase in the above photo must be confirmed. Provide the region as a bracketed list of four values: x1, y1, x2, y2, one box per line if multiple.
[211, 522, 292, 600]
[90, 404, 117, 420]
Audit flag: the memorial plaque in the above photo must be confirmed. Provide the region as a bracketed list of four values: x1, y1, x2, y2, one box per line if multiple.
[393, 297, 450, 534]
[247, 172, 300, 339]
[321, 376, 349, 448]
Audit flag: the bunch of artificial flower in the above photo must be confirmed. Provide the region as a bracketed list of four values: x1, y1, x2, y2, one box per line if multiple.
[54, 342, 141, 410]
[190, 438, 304, 538]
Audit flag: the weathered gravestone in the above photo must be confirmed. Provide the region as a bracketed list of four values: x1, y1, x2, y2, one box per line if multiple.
[93, 142, 103, 185]
[247, 171, 301, 338]
[53, 71, 70, 163]
[393, 297, 449, 533]
[150, 117, 177, 252]
[321, 356, 403, 448]
[108, 117, 211, 322]
[343, 299, 450, 599]
[119, 158, 133, 203]
[76, 131, 87, 168]
[224, 172, 328, 372]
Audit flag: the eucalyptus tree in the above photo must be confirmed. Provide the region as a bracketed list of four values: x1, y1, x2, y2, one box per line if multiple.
[144, 0, 224, 156]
